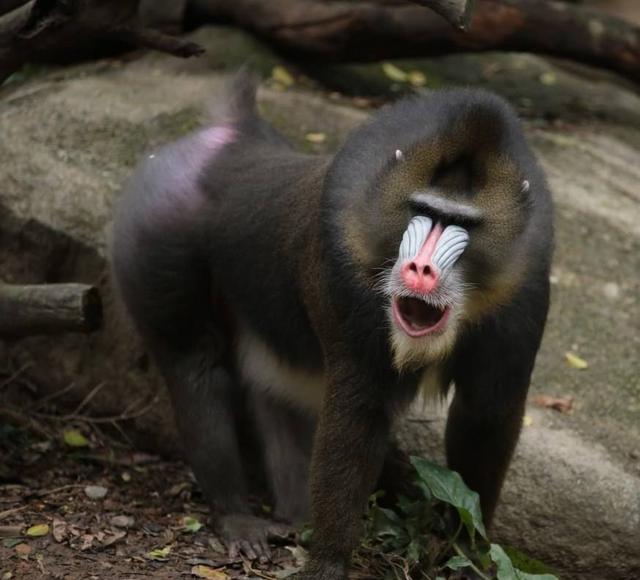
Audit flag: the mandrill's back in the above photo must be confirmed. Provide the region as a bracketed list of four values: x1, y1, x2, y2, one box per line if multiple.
[112, 74, 329, 365]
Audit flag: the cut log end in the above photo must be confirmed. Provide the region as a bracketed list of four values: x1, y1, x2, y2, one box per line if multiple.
[0, 282, 103, 337]
[81, 285, 103, 333]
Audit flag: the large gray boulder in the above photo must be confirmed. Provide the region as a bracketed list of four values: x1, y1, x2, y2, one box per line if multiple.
[1, 26, 638, 580]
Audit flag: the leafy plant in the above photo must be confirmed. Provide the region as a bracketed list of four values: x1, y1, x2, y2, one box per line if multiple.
[354, 457, 559, 580]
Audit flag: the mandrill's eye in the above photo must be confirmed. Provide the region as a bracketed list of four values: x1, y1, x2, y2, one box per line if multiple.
[409, 192, 484, 229]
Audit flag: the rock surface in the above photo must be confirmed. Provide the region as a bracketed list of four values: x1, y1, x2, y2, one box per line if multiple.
[1, 26, 639, 580]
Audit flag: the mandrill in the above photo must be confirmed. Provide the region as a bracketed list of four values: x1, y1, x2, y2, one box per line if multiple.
[111, 72, 553, 579]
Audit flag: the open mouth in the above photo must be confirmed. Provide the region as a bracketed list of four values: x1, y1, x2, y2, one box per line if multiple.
[392, 296, 450, 337]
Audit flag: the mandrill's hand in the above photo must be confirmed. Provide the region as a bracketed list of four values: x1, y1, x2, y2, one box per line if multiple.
[293, 559, 347, 580]
[217, 514, 293, 562]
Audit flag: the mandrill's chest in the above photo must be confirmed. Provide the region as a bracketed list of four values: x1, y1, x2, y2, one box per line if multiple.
[234, 322, 327, 413]
[233, 319, 443, 415]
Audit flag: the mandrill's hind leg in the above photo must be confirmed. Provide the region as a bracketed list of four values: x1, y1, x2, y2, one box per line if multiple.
[157, 345, 289, 561]
[251, 389, 315, 525]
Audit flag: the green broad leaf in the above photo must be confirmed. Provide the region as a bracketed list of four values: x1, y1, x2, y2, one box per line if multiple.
[3, 538, 23, 548]
[63, 429, 90, 447]
[410, 457, 487, 540]
[370, 506, 402, 534]
[182, 516, 203, 533]
[491, 544, 518, 580]
[396, 495, 426, 518]
[444, 554, 473, 570]
[299, 528, 314, 546]
[415, 479, 433, 502]
[406, 539, 422, 563]
[503, 546, 556, 576]
[490, 544, 559, 580]
[515, 569, 558, 580]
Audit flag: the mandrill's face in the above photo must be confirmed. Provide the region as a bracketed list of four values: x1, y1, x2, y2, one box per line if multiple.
[382, 211, 470, 370]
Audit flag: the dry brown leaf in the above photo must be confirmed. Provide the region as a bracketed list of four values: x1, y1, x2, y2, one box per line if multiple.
[532, 394, 574, 414]
[565, 352, 588, 369]
[167, 482, 191, 497]
[110, 515, 135, 528]
[540, 72, 557, 85]
[79, 534, 95, 551]
[15, 543, 31, 557]
[305, 132, 326, 144]
[130, 452, 159, 464]
[382, 62, 408, 82]
[68, 525, 82, 537]
[271, 66, 294, 89]
[408, 70, 426, 87]
[52, 517, 67, 543]
[102, 530, 126, 547]
[191, 564, 230, 579]
[84, 485, 108, 500]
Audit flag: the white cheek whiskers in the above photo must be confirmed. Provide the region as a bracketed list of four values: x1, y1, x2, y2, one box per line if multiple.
[375, 263, 467, 311]
[374, 263, 469, 370]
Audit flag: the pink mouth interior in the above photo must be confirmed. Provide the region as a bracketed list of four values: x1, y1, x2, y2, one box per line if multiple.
[393, 297, 449, 337]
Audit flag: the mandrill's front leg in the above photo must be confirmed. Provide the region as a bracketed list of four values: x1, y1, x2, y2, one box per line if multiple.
[294, 356, 393, 580]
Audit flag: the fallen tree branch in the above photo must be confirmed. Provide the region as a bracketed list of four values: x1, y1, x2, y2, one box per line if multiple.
[0, 406, 52, 437]
[0, 0, 28, 17]
[0, 0, 204, 84]
[113, 25, 204, 57]
[34, 394, 160, 423]
[0, 283, 102, 336]
[192, 0, 640, 83]
[137, 0, 188, 33]
[412, 0, 474, 30]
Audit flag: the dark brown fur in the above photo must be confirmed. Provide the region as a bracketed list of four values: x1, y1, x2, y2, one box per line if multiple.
[111, 73, 553, 579]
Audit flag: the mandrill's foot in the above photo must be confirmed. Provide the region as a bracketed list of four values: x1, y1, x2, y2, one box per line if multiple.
[293, 559, 347, 580]
[217, 514, 294, 562]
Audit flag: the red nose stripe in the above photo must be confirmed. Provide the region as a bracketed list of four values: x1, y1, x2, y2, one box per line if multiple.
[400, 222, 443, 294]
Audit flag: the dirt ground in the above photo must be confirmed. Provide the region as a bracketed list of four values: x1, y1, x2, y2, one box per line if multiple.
[0, 436, 303, 580]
